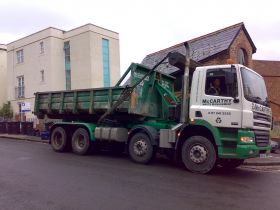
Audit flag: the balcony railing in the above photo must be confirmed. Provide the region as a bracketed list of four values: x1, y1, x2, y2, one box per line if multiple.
[15, 86, 25, 99]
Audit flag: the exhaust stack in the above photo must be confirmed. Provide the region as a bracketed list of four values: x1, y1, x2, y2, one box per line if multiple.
[168, 42, 190, 123]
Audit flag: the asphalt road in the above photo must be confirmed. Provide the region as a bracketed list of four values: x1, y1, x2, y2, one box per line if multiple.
[0, 137, 279, 210]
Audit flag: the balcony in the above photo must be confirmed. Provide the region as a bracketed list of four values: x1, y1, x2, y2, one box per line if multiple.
[15, 86, 25, 99]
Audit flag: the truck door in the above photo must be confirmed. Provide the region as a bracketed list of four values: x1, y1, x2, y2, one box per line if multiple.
[199, 66, 242, 128]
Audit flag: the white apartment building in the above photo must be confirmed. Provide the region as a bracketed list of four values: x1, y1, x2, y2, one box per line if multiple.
[7, 24, 120, 120]
[0, 44, 7, 107]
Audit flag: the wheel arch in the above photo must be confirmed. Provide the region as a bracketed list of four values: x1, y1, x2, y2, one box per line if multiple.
[128, 125, 158, 146]
[175, 122, 221, 160]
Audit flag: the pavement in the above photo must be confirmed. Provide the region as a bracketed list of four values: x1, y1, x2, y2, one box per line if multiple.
[0, 133, 280, 167]
[0, 133, 48, 143]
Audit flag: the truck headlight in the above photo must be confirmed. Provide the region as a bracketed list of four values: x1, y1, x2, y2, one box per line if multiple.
[240, 136, 254, 143]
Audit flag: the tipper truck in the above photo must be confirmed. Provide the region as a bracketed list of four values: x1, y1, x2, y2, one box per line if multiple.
[34, 42, 272, 174]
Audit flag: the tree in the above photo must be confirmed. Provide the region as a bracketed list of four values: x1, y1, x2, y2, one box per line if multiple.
[0, 102, 13, 120]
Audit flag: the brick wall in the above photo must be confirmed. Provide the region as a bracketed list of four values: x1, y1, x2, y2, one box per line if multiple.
[201, 51, 230, 66]
[229, 30, 253, 68]
[253, 60, 280, 121]
[266, 77, 280, 121]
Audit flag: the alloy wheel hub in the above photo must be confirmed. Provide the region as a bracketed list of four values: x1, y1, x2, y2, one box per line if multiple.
[134, 140, 148, 156]
[189, 145, 207, 164]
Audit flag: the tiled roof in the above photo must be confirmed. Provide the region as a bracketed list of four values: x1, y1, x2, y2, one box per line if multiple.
[141, 22, 256, 75]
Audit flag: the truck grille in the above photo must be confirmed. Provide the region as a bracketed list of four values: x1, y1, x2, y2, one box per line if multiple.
[253, 122, 271, 128]
[253, 112, 271, 122]
[253, 111, 271, 130]
[253, 130, 270, 147]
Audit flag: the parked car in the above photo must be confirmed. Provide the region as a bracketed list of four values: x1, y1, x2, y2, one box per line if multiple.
[271, 140, 279, 153]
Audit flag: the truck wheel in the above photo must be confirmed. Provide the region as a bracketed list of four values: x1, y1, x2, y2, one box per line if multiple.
[219, 159, 244, 169]
[181, 136, 217, 174]
[71, 128, 91, 155]
[51, 127, 67, 152]
[129, 133, 154, 164]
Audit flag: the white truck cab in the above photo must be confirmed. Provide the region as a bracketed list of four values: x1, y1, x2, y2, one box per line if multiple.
[190, 64, 271, 149]
[165, 48, 272, 173]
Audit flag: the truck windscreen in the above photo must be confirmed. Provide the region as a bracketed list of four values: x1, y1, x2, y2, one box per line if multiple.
[241, 67, 269, 106]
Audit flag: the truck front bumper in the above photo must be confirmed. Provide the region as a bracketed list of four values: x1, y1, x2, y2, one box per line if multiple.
[236, 144, 271, 159]
[219, 144, 271, 159]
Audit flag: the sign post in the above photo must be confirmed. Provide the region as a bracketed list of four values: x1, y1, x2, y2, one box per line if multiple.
[20, 102, 31, 125]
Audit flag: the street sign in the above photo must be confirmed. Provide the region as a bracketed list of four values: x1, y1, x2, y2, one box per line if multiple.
[21, 102, 31, 112]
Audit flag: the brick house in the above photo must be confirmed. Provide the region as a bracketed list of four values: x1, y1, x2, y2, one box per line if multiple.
[141, 22, 280, 121]
[142, 22, 256, 73]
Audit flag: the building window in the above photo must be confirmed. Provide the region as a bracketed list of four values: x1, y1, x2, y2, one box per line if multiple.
[64, 41, 71, 90]
[102, 38, 110, 87]
[16, 76, 25, 98]
[40, 70, 45, 82]
[16, 49, 24, 64]
[40, 41, 44, 54]
[238, 48, 247, 65]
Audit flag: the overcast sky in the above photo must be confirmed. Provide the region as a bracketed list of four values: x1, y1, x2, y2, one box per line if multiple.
[0, 0, 279, 72]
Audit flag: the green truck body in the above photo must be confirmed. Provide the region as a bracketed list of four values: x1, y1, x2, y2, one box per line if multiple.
[34, 45, 272, 174]
[35, 63, 176, 122]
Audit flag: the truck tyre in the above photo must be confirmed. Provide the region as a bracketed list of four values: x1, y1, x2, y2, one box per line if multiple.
[51, 127, 68, 152]
[219, 159, 244, 169]
[181, 136, 217, 174]
[129, 132, 154, 164]
[71, 128, 91, 155]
